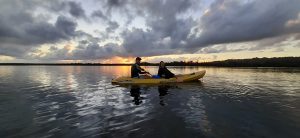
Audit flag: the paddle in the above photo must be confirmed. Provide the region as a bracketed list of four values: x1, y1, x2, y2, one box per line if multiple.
[144, 71, 152, 76]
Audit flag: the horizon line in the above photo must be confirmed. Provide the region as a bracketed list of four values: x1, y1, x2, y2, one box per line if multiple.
[0, 56, 299, 65]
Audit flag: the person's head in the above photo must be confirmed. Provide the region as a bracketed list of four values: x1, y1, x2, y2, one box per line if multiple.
[159, 61, 165, 68]
[135, 57, 142, 64]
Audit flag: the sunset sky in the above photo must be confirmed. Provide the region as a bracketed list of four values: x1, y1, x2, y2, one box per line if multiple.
[0, 0, 300, 63]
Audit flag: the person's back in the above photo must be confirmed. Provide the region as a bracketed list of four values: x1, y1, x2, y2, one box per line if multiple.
[131, 63, 140, 78]
[158, 67, 174, 79]
[158, 61, 175, 79]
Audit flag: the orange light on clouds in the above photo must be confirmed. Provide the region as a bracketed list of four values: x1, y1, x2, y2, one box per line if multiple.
[64, 44, 75, 52]
[57, 56, 137, 64]
[102, 56, 135, 64]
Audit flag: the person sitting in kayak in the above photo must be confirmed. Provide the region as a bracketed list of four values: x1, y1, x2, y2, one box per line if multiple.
[131, 57, 151, 78]
[158, 61, 175, 79]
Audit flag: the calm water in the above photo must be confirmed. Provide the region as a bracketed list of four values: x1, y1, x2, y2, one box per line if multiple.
[0, 66, 299, 138]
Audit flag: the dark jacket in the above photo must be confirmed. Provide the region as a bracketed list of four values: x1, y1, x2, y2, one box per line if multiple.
[158, 67, 175, 79]
[131, 63, 145, 78]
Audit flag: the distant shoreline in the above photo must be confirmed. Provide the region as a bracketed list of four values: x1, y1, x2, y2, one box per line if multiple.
[0, 57, 299, 67]
[0, 63, 133, 66]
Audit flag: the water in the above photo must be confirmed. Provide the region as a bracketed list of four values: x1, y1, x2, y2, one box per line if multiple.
[0, 66, 299, 138]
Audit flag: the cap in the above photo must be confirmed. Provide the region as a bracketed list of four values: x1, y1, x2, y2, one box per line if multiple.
[136, 57, 142, 60]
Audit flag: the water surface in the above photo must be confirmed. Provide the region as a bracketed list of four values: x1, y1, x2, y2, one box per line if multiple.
[0, 66, 299, 138]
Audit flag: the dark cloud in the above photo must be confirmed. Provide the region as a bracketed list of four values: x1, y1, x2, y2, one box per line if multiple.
[196, 34, 299, 54]
[45, 0, 300, 60]
[91, 9, 120, 37]
[79, 40, 89, 45]
[104, 0, 300, 57]
[42, 46, 71, 60]
[49, 46, 58, 51]
[121, 28, 176, 57]
[117, 0, 196, 57]
[91, 10, 108, 20]
[92, 9, 119, 32]
[106, 21, 119, 32]
[68, 1, 86, 18]
[91, 9, 120, 41]
[138, 0, 195, 36]
[0, 0, 79, 58]
[0, 14, 77, 45]
[64, 42, 124, 60]
[0, 43, 29, 57]
[45, 1, 87, 19]
[188, 0, 300, 48]
[38, 41, 124, 60]
[249, 35, 290, 51]
[42, 27, 174, 60]
[55, 16, 77, 37]
[107, 0, 127, 7]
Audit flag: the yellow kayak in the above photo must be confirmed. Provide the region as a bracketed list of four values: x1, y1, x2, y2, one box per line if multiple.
[112, 70, 206, 84]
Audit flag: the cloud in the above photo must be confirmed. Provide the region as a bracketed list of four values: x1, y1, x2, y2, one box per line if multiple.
[92, 9, 120, 35]
[106, 21, 119, 32]
[74, 43, 124, 59]
[41, 42, 125, 60]
[107, 0, 127, 7]
[40, 0, 300, 60]
[100, 0, 300, 57]
[121, 28, 178, 57]
[1, 0, 300, 61]
[40, 44, 72, 60]
[92, 10, 108, 21]
[45, 1, 87, 19]
[67, 1, 86, 19]
[116, 0, 196, 56]
[0, 0, 90, 58]
[0, 13, 77, 57]
[187, 0, 300, 48]
[55, 16, 77, 37]
[196, 34, 299, 54]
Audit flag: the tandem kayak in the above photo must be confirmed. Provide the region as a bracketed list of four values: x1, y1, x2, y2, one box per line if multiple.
[112, 70, 206, 84]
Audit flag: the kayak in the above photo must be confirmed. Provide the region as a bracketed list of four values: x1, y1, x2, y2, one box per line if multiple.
[112, 70, 206, 84]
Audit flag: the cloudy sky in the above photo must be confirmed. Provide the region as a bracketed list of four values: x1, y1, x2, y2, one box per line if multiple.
[0, 0, 300, 63]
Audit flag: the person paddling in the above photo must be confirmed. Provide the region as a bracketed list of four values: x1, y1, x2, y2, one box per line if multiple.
[131, 57, 151, 78]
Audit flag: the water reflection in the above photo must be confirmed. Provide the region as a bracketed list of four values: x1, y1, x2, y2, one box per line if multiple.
[126, 84, 173, 106]
[130, 85, 143, 105]
[158, 85, 170, 106]
[0, 66, 14, 78]
[1, 66, 300, 138]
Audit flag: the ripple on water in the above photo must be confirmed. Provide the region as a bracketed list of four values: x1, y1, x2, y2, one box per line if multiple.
[1, 66, 300, 138]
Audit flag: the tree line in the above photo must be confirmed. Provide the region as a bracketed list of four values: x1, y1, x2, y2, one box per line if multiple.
[142, 57, 300, 67]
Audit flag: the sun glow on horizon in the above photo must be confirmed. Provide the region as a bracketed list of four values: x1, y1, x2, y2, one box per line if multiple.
[100, 56, 135, 64]
[0, 55, 15, 61]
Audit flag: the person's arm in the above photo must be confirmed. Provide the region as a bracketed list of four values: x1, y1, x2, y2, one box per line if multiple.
[139, 66, 145, 72]
[136, 64, 148, 74]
